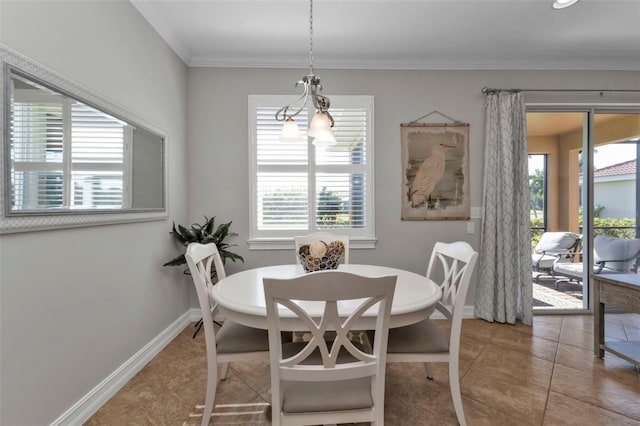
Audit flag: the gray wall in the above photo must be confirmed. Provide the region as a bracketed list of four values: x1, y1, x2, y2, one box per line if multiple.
[0, 1, 189, 425]
[187, 67, 640, 278]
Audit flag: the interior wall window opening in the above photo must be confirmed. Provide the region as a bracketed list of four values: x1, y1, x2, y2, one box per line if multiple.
[248, 95, 374, 247]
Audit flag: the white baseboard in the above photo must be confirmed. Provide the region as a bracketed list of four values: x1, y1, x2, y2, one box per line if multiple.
[430, 304, 476, 320]
[51, 309, 200, 426]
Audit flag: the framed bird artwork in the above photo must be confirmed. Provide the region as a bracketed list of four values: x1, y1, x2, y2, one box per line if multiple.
[401, 122, 470, 220]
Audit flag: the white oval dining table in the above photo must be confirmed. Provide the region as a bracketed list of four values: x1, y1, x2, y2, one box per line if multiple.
[210, 264, 442, 331]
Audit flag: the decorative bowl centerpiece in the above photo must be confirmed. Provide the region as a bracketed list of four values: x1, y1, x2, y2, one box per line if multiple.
[298, 240, 345, 272]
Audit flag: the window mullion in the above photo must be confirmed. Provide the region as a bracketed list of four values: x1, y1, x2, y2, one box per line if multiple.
[308, 132, 318, 231]
[123, 126, 133, 208]
[62, 99, 73, 207]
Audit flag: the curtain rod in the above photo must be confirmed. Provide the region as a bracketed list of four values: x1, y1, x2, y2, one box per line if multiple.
[481, 87, 640, 94]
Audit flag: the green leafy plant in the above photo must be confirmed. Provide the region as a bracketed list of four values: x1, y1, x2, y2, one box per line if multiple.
[163, 216, 244, 276]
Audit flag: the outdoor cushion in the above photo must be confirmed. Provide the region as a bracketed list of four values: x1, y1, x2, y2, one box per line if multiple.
[553, 262, 614, 277]
[532, 232, 580, 271]
[535, 232, 580, 254]
[593, 235, 640, 272]
[554, 235, 640, 280]
[533, 253, 561, 270]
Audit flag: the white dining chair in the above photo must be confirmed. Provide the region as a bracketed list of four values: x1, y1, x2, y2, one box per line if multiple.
[294, 232, 350, 264]
[185, 242, 271, 426]
[383, 241, 478, 426]
[263, 271, 396, 426]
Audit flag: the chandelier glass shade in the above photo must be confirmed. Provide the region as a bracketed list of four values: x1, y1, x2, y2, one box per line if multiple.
[279, 117, 302, 142]
[552, 0, 579, 9]
[274, 0, 336, 146]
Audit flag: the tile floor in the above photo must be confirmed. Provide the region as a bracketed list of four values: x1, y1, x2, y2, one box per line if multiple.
[85, 314, 640, 425]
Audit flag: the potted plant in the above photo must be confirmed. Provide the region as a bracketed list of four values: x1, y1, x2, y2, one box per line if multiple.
[163, 215, 244, 279]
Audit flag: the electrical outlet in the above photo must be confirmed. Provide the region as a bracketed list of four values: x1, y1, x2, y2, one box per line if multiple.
[466, 222, 475, 234]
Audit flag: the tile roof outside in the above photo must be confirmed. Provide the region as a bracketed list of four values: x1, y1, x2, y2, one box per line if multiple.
[594, 160, 636, 178]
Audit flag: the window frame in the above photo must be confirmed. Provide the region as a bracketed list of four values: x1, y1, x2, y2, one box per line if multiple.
[248, 94, 376, 249]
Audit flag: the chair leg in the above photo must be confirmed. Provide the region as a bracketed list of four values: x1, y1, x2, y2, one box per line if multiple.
[202, 356, 218, 426]
[220, 362, 230, 380]
[425, 362, 434, 380]
[449, 358, 466, 426]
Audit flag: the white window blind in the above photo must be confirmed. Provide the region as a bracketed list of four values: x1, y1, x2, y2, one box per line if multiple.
[249, 95, 375, 247]
[10, 85, 128, 211]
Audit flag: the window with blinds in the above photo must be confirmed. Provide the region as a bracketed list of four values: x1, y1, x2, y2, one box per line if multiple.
[249, 95, 374, 246]
[10, 82, 129, 211]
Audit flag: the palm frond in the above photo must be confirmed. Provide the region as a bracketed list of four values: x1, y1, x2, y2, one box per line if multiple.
[218, 247, 244, 264]
[211, 221, 231, 243]
[203, 216, 216, 234]
[163, 253, 186, 267]
[164, 216, 244, 273]
[169, 222, 189, 246]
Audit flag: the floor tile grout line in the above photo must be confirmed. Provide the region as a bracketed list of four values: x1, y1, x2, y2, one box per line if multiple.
[539, 317, 563, 426]
[548, 339, 640, 422]
[455, 322, 543, 426]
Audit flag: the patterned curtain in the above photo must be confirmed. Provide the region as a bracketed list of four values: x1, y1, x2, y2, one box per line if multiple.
[475, 91, 533, 325]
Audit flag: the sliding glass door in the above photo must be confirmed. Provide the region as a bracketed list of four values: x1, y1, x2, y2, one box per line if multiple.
[590, 114, 639, 309]
[528, 109, 640, 313]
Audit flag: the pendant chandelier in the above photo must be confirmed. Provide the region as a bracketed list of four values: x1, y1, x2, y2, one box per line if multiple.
[275, 0, 336, 146]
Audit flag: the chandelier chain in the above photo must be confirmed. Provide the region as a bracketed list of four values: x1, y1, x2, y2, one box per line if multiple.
[275, 0, 335, 144]
[309, 0, 314, 74]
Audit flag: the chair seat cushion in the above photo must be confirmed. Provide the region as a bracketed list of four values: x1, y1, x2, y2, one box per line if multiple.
[216, 321, 270, 353]
[280, 341, 373, 413]
[532, 253, 558, 270]
[386, 319, 449, 354]
[282, 376, 372, 413]
[554, 262, 625, 278]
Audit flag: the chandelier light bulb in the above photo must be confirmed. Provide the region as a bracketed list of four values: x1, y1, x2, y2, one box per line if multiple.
[311, 128, 337, 146]
[308, 111, 334, 139]
[279, 117, 303, 142]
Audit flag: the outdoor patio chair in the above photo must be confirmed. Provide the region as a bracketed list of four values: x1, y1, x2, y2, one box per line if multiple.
[532, 232, 582, 282]
[552, 235, 640, 289]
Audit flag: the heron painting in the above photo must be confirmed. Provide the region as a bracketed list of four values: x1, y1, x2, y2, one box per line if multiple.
[401, 123, 470, 220]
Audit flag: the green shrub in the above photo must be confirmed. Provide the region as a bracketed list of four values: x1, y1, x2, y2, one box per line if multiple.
[530, 216, 637, 249]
